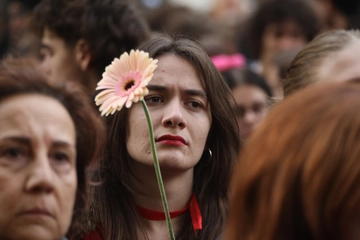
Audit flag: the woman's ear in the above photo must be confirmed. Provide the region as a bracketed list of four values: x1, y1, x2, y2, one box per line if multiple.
[74, 39, 91, 71]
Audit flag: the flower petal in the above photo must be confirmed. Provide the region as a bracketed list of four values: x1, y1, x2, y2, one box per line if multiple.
[94, 49, 158, 115]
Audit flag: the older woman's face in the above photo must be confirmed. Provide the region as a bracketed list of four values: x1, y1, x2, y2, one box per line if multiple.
[0, 94, 77, 240]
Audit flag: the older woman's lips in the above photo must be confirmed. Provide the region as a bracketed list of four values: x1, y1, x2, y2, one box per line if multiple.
[19, 208, 54, 219]
[156, 135, 186, 146]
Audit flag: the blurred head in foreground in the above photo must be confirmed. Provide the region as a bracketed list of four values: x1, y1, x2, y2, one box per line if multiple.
[284, 29, 360, 97]
[224, 80, 360, 240]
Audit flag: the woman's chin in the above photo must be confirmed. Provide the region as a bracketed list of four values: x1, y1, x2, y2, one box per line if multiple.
[4, 225, 64, 240]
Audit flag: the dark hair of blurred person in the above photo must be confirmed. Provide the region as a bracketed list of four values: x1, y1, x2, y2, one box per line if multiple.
[239, 0, 321, 93]
[0, 57, 106, 239]
[245, 0, 320, 62]
[284, 29, 360, 97]
[315, 0, 360, 31]
[33, 0, 150, 95]
[2, 0, 40, 58]
[224, 80, 360, 240]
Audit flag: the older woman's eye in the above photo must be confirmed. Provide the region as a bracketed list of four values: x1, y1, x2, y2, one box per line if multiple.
[53, 152, 70, 163]
[3, 147, 24, 159]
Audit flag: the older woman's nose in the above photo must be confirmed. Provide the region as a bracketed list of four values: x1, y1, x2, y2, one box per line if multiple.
[25, 154, 54, 193]
[161, 101, 187, 129]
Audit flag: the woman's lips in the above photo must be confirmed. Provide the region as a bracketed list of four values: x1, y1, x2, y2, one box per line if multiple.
[19, 208, 54, 219]
[156, 134, 186, 146]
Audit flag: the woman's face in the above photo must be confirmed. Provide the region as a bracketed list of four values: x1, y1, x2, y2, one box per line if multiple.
[127, 54, 212, 172]
[0, 94, 77, 240]
[232, 84, 269, 140]
[262, 20, 307, 61]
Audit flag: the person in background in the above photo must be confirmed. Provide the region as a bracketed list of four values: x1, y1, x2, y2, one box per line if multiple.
[224, 80, 360, 240]
[33, 0, 150, 95]
[224, 68, 272, 142]
[315, 0, 360, 31]
[144, 3, 237, 57]
[211, 53, 271, 142]
[210, 0, 256, 27]
[76, 34, 240, 240]
[284, 29, 360, 97]
[2, 0, 40, 58]
[270, 47, 301, 98]
[0, 57, 105, 240]
[239, 0, 321, 94]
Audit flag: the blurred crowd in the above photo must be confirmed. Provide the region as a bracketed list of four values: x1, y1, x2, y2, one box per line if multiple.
[1, 0, 360, 239]
[1, 0, 360, 140]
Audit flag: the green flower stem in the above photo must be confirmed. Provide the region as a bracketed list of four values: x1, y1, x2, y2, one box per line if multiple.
[141, 100, 176, 240]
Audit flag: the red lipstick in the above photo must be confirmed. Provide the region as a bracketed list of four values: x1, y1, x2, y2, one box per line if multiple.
[156, 134, 186, 146]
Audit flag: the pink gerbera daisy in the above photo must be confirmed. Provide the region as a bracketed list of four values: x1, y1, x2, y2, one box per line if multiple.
[95, 49, 158, 116]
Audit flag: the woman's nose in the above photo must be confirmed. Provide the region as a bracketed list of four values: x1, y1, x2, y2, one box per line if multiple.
[161, 101, 187, 129]
[25, 154, 54, 193]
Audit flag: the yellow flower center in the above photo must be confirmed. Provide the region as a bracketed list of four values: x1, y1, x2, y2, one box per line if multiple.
[124, 79, 135, 91]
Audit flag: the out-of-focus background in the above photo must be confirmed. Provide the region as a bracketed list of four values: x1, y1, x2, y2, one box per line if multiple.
[1, 0, 360, 100]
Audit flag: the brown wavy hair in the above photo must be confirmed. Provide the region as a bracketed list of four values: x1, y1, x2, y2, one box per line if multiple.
[224, 80, 360, 240]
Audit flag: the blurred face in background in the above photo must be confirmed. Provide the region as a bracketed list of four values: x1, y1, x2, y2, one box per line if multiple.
[6, 1, 32, 42]
[0, 94, 77, 240]
[261, 20, 307, 62]
[40, 28, 85, 88]
[232, 84, 269, 141]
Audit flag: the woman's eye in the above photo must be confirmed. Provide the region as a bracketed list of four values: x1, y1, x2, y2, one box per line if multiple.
[53, 152, 69, 163]
[39, 47, 52, 60]
[253, 103, 267, 113]
[3, 147, 24, 159]
[145, 96, 163, 104]
[186, 101, 203, 109]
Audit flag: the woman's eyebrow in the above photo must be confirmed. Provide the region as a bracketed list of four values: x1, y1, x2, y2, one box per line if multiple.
[185, 89, 207, 99]
[147, 84, 207, 98]
[52, 141, 76, 149]
[147, 84, 166, 92]
[0, 136, 31, 145]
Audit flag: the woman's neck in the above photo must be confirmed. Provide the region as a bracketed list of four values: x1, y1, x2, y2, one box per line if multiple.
[131, 163, 194, 239]
[132, 164, 194, 211]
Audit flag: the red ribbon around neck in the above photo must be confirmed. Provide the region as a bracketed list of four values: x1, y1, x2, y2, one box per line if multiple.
[136, 193, 202, 236]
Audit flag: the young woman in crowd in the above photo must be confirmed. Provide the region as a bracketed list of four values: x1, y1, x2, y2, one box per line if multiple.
[222, 68, 272, 141]
[77, 35, 240, 240]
